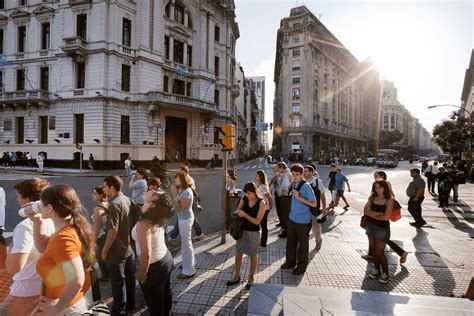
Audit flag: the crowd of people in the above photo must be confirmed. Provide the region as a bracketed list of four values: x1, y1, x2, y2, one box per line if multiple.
[0, 164, 206, 315]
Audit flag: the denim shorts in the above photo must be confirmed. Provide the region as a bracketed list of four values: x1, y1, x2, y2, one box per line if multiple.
[366, 222, 390, 242]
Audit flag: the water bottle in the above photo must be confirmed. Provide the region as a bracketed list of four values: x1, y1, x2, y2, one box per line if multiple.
[18, 200, 42, 218]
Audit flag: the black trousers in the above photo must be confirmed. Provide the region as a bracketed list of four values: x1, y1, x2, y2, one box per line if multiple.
[139, 251, 174, 316]
[285, 219, 311, 267]
[260, 209, 270, 246]
[369, 240, 405, 257]
[274, 192, 281, 223]
[439, 189, 450, 206]
[427, 177, 436, 193]
[279, 196, 291, 234]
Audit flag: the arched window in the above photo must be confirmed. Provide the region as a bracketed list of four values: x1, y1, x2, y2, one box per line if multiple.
[187, 13, 193, 29]
[165, 2, 170, 18]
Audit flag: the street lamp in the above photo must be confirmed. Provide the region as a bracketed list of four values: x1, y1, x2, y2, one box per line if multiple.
[428, 104, 473, 179]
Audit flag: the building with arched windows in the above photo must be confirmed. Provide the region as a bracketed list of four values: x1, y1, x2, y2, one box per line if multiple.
[0, 0, 239, 168]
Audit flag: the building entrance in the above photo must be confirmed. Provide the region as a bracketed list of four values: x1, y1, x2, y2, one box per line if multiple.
[165, 116, 187, 162]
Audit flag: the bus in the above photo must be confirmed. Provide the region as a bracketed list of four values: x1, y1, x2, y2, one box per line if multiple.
[376, 149, 399, 168]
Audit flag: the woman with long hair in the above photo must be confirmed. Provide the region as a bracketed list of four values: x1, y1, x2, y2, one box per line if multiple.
[255, 170, 273, 250]
[361, 171, 408, 264]
[129, 167, 149, 206]
[170, 171, 195, 279]
[226, 182, 266, 289]
[133, 190, 174, 315]
[364, 180, 394, 284]
[32, 185, 96, 314]
[91, 186, 109, 281]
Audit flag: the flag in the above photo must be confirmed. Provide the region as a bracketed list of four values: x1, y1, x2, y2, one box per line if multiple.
[0, 59, 9, 66]
[176, 64, 188, 77]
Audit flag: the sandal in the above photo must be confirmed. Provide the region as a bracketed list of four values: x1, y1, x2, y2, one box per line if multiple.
[226, 277, 241, 286]
[400, 252, 408, 264]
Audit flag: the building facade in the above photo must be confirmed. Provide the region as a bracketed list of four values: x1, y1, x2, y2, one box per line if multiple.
[248, 76, 266, 151]
[273, 6, 382, 161]
[0, 0, 239, 167]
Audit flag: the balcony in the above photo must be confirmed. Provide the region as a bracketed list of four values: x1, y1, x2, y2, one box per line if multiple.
[0, 90, 50, 105]
[147, 91, 217, 113]
[61, 36, 88, 60]
[162, 59, 195, 74]
[69, 0, 91, 4]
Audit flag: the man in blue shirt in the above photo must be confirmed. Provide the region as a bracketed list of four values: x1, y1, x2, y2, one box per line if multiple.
[334, 167, 351, 209]
[281, 164, 316, 275]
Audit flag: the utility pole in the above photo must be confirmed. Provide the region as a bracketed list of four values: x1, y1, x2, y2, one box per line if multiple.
[221, 150, 228, 244]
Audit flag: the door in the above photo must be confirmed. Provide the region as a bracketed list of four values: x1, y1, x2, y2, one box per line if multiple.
[165, 117, 187, 162]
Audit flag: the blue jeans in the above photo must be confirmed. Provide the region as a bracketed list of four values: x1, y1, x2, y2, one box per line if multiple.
[169, 216, 203, 239]
[107, 255, 136, 315]
[139, 251, 174, 316]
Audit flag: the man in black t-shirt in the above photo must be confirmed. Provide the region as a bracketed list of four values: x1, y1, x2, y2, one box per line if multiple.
[326, 163, 337, 207]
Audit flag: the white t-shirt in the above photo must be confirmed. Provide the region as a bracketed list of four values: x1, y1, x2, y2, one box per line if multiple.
[131, 224, 167, 264]
[0, 187, 5, 228]
[189, 176, 196, 190]
[10, 217, 55, 297]
[258, 183, 271, 210]
[307, 177, 328, 193]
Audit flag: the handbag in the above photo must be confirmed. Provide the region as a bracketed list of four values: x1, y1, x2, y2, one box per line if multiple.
[360, 214, 368, 229]
[230, 215, 244, 241]
[390, 200, 402, 222]
[191, 188, 204, 214]
[82, 267, 111, 315]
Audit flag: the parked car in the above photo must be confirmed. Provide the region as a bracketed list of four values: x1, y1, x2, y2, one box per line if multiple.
[366, 157, 376, 166]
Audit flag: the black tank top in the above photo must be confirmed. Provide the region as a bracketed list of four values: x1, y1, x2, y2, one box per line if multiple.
[241, 196, 262, 231]
[368, 199, 390, 228]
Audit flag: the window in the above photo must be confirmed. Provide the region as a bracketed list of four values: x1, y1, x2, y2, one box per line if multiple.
[292, 49, 300, 57]
[16, 117, 24, 144]
[163, 75, 169, 93]
[292, 103, 300, 113]
[214, 56, 220, 77]
[172, 79, 185, 95]
[173, 39, 184, 64]
[214, 89, 220, 105]
[0, 0, 4, 9]
[49, 116, 56, 130]
[120, 115, 130, 144]
[121, 64, 131, 92]
[214, 25, 220, 42]
[186, 82, 192, 97]
[4, 119, 12, 132]
[74, 114, 84, 143]
[187, 14, 193, 29]
[187, 45, 192, 67]
[165, 2, 170, 18]
[76, 62, 85, 89]
[174, 4, 184, 24]
[292, 60, 300, 70]
[0, 29, 3, 55]
[19, 0, 27, 6]
[39, 116, 48, 144]
[18, 26, 26, 53]
[16, 69, 25, 91]
[40, 67, 49, 91]
[122, 18, 132, 47]
[292, 88, 300, 99]
[76, 14, 87, 39]
[0, 71, 2, 90]
[293, 35, 299, 43]
[41, 22, 50, 50]
[292, 76, 300, 84]
[292, 118, 301, 128]
[164, 36, 169, 59]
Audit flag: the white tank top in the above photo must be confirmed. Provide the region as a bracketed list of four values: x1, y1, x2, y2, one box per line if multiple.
[131, 224, 168, 263]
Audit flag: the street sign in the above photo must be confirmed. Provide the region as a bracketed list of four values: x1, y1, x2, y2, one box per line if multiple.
[465, 138, 474, 148]
[256, 123, 268, 131]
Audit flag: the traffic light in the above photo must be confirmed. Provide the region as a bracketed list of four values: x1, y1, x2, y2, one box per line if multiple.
[75, 142, 82, 150]
[269, 123, 273, 130]
[219, 124, 235, 150]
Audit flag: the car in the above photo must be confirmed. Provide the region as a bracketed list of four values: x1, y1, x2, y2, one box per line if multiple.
[354, 158, 365, 165]
[366, 157, 376, 166]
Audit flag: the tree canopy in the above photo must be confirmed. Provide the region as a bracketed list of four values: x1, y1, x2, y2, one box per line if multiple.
[432, 112, 470, 156]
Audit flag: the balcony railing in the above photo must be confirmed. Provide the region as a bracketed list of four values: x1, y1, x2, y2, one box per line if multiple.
[162, 59, 195, 74]
[147, 91, 216, 112]
[0, 90, 50, 103]
[61, 36, 88, 58]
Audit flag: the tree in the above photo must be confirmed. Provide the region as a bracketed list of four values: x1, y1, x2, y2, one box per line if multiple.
[379, 130, 403, 148]
[432, 112, 470, 156]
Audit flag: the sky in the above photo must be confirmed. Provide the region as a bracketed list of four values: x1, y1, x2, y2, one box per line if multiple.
[234, 0, 473, 134]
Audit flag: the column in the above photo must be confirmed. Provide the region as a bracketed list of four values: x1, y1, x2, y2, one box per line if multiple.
[184, 9, 189, 28]
[169, 36, 174, 62]
[183, 42, 188, 66]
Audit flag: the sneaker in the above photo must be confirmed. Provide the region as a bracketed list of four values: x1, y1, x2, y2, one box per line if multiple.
[378, 273, 390, 284]
[361, 254, 373, 260]
[368, 270, 380, 279]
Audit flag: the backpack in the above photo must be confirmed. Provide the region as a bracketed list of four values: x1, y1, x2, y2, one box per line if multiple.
[128, 198, 143, 232]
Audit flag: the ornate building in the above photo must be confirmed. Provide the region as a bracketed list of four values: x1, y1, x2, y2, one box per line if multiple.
[0, 0, 239, 167]
[273, 5, 382, 161]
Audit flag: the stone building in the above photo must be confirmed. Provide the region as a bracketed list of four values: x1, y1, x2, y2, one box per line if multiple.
[248, 76, 266, 151]
[273, 5, 382, 161]
[0, 0, 239, 168]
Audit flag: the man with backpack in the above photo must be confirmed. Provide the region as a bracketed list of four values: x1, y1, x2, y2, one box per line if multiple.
[303, 165, 327, 251]
[102, 176, 136, 315]
[281, 164, 316, 275]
